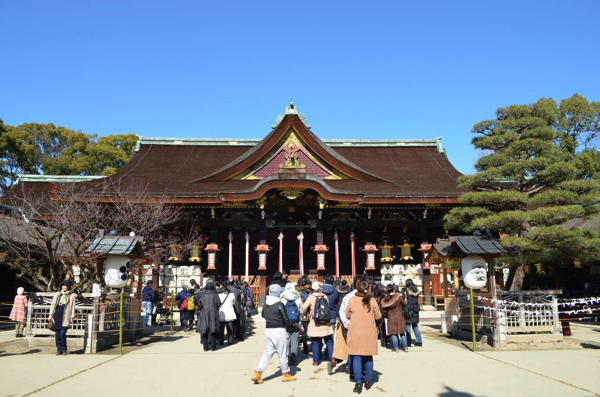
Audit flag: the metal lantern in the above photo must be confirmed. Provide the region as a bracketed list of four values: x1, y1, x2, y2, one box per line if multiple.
[189, 244, 203, 262]
[255, 244, 270, 270]
[313, 245, 329, 270]
[204, 244, 220, 270]
[399, 236, 414, 260]
[168, 244, 183, 261]
[362, 244, 379, 270]
[379, 236, 394, 263]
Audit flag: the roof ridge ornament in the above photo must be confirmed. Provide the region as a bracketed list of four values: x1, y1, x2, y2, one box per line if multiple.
[272, 100, 312, 129]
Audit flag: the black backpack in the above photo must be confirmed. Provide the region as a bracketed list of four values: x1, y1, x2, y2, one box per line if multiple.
[312, 295, 331, 323]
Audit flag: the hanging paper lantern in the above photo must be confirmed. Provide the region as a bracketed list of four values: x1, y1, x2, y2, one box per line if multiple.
[104, 255, 130, 288]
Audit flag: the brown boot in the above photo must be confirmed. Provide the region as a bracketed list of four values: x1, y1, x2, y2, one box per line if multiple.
[251, 371, 263, 384]
[282, 372, 296, 382]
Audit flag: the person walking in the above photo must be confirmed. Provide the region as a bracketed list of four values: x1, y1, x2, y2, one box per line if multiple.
[346, 279, 382, 394]
[218, 281, 237, 345]
[281, 282, 303, 366]
[48, 280, 77, 356]
[251, 284, 296, 384]
[403, 279, 422, 347]
[141, 280, 156, 327]
[301, 281, 334, 367]
[9, 287, 28, 337]
[195, 281, 220, 351]
[381, 284, 407, 352]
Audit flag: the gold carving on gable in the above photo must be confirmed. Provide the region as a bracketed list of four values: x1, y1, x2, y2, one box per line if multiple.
[230, 129, 351, 180]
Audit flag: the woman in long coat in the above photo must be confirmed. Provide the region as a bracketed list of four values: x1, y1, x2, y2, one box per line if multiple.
[301, 281, 334, 366]
[195, 282, 221, 351]
[9, 287, 28, 337]
[403, 279, 422, 347]
[346, 279, 382, 394]
[48, 280, 77, 356]
[381, 284, 407, 352]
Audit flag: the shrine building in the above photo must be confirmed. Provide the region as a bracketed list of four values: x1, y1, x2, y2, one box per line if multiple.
[10, 103, 465, 297]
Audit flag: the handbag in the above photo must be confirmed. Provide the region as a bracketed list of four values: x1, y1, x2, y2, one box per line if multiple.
[48, 318, 55, 332]
[403, 305, 412, 320]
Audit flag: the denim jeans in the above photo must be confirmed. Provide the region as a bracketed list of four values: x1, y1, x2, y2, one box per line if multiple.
[390, 333, 409, 350]
[142, 301, 152, 326]
[54, 328, 68, 353]
[311, 335, 333, 363]
[406, 323, 422, 345]
[352, 355, 373, 384]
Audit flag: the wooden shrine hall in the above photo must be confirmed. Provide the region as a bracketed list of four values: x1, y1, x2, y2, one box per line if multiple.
[10, 103, 465, 296]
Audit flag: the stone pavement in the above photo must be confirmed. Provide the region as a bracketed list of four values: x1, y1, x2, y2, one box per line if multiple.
[1, 319, 600, 397]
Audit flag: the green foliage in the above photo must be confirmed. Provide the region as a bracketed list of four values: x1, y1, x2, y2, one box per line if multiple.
[444, 96, 600, 287]
[556, 93, 600, 156]
[0, 120, 138, 192]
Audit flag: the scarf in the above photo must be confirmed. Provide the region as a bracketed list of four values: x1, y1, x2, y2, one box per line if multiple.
[59, 291, 70, 305]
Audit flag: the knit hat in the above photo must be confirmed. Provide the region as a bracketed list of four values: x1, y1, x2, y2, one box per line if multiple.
[17, 287, 24, 295]
[312, 281, 323, 292]
[60, 280, 73, 288]
[268, 284, 282, 297]
[285, 283, 296, 292]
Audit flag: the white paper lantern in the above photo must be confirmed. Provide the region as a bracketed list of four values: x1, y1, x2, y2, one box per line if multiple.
[104, 255, 130, 288]
[461, 255, 487, 289]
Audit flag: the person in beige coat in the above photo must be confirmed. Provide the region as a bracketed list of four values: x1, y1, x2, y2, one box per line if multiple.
[48, 280, 77, 356]
[301, 281, 334, 366]
[346, 279, 381, 394]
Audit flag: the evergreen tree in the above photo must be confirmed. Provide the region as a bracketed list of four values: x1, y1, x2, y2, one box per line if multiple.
[444, 98, 600, 291]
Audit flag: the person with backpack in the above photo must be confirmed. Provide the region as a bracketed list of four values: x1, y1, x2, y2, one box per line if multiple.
[297, 276, 312, 354]
[403, 279, 422, 347]
[176, 285, 194, 331]
[281, 282, 303, 366]
[301, 281, 334, 366]
[251, 284, 297, 384]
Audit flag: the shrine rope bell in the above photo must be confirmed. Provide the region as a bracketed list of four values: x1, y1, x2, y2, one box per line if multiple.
[379, 236, 394, 263]
[362, 245, 379, 270]
[313, 245, 329, 270]
[255, 244, 270, 270]
[204, 244, 220, 270]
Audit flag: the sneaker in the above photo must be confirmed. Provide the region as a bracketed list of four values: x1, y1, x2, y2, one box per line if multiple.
[415, 342, 423, 347]
[56, 352, 61, 356]
[353, 383, 362, 394]
[312, 362, 319, 366]
[62, 351, 69, 356]
[365, 381, 373, 390]
[327, 360, 336, 375]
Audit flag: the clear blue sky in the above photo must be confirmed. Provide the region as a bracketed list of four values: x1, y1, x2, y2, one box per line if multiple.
[2, 0, 599, 175]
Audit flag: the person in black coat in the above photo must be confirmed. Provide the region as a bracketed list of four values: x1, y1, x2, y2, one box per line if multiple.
[196, 282, 221, 351]
[403, 279, 422, 347]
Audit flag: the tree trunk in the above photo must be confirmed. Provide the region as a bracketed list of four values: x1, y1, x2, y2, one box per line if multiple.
[508, 264, 525, 291]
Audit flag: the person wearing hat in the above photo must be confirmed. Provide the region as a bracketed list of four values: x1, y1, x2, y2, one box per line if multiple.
[251, 284, 296, 384]
[301, 281, 334, 366]
[9, 287, 28, 337]
[48, 280, 77, 356]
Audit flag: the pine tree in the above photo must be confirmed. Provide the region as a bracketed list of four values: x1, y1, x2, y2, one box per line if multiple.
[444, 98, 600, 291]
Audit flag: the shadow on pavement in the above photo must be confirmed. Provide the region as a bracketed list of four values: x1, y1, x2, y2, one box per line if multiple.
[439, 386, 486, 397]
[579, 342, 600, 349]
[0, 348, 42, 357]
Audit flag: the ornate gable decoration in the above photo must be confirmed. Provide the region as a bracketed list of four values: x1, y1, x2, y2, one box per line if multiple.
[231, 129, 351, 181]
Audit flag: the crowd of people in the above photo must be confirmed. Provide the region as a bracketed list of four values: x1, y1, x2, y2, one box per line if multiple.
[245, 272, 422, 394]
